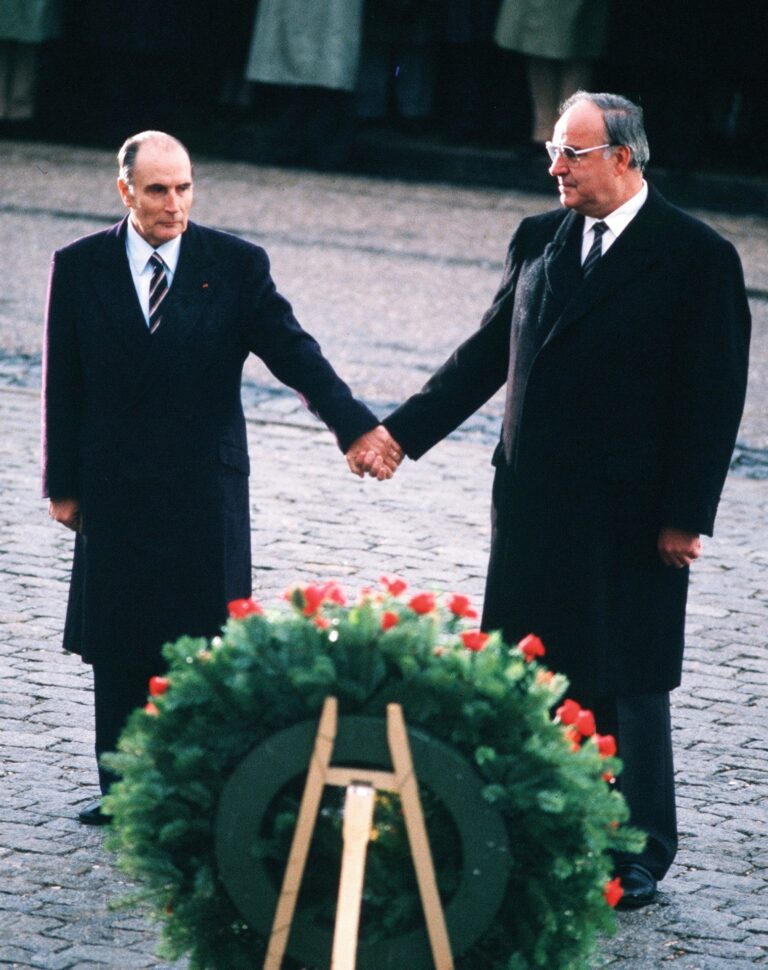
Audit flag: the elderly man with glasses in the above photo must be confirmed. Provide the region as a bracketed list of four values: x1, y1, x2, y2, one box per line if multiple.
[354, 91, 751, 908]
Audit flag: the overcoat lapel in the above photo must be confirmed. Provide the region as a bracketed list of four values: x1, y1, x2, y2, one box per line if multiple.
[543, 190, 666, 348]
[91, 218, 150, 354]
[125, 222, 219, 405]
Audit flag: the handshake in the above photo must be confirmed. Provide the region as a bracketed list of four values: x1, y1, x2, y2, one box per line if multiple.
[345, 425, 404, 481]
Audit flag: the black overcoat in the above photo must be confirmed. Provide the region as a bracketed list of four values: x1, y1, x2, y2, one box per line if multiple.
[42, 219, 378, 666]
[386, 188, 750, 697]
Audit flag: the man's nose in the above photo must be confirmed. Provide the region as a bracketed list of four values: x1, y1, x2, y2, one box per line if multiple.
[165, 191, 180, 211]
[548, 154, 569, 177]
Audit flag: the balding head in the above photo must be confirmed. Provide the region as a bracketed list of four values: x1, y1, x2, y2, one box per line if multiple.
[117, 131, 192, 188]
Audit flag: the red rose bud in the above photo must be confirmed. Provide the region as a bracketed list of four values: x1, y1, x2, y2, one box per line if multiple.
[381, 611, 399, 631]
[380, 575, 408, 597]
[603, 771, 616, 784]
[144, 702, 159, 716]
[446, 593, 477, 618]
[604, 877, 623, 908]
[461, 630, 489, 652]
[148, 675, 169, 697]
[314, 615, 330, 630]
[595, 733, 618, 758]
[409, 592, 437, 614]
[555, 699, 581, 725]
[228, 597, 264, 619]
[575, 708, 596, 737]
[564, 725, 581, 751]
[518, 633, 546, 661]
[536, 670, 555, 685]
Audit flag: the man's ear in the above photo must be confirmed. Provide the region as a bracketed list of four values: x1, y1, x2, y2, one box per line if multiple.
[612, 144, 634, 176]
[117, 177, 133, 209]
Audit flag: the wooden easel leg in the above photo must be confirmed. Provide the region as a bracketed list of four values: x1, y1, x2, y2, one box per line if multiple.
[331, 784, 376, 970]
[387, 704, 454, 970]
[264, 698, 338, 970]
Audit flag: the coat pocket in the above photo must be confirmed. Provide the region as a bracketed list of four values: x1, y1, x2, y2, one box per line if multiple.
[218, 442, 251, 476]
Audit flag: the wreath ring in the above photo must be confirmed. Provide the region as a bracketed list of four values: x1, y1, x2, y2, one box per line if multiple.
[215, 715, 511, 969]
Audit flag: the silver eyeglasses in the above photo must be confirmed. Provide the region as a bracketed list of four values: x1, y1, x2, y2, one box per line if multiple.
[545, 142, 616, 165]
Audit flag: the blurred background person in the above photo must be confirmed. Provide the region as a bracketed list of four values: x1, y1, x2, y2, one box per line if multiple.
[245, 0, 364, 168]
[0, 0, 61, 128]
[493, 0, 609, 151]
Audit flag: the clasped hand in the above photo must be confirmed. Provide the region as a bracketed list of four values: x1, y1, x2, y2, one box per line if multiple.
[345, 425, 403, 481]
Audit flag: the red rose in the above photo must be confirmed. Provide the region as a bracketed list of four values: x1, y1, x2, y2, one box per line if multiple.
[409, 592, 436, 614]
[575, 709, 596, 737]
[603, 771, 616, 784]
[302, 585, 326, 616]
[604, 877, 623, 908]
[595, 734, 617, 758]
[228, 597, 264, 619]
[381, 611, 399, 631]
[555, 699, 581, 725]
[321, 581, 346, 606]
[148, 675, 169, 697]
[518, 633, 546, 662]
[461, 630, 489, 652]
[144, 702, 159, 716]
[381, 575, 408, 597]
[446, 593, 478, 619]
[314, 615, 330, 630]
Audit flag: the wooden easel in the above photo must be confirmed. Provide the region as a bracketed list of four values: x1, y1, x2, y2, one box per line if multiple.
[263, 696, 454, 970]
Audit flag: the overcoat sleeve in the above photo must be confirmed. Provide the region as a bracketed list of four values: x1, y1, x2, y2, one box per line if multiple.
[41, 248, 84, 500]
[383, 225, 524, 459]
[240, 247, 379, 453]
[660, 236, 751, 536]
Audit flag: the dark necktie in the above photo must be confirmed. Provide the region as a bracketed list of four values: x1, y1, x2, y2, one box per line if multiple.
[148, 253, 168, 333]
[582, 221, 608, 277]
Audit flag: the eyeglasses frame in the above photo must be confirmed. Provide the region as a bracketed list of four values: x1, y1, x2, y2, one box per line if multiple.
[545, 142, 619, 165]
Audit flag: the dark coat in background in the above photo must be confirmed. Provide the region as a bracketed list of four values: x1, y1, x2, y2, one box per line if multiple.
[386, 187, 750, 698]
[42, 218, 378, 667]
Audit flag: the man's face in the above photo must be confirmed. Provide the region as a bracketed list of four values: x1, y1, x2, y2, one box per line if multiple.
[548, 101, 622, 218]
[117, 141, 193, 247]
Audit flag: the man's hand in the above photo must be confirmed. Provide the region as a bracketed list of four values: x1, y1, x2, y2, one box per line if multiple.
[657, 527, 701, 568]
[346, 426, 403, 481]
[48, 497, 82, 532]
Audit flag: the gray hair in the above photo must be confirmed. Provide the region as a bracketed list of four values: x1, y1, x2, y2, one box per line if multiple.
[559, 91, 650, 171]
[117, 131, 191, 187]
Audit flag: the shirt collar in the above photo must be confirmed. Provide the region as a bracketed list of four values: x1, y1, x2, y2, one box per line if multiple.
[125, 218, 183, 275]
[583, 181, 648, 237]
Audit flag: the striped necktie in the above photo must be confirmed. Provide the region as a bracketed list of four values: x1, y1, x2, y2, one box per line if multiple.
[148, 252, 168, 333]
[582, 221, 608, 277]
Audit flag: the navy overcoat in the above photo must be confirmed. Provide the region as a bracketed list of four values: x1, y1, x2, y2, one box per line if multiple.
[42, 218, 378, 665]
[386, 188, 751, 697]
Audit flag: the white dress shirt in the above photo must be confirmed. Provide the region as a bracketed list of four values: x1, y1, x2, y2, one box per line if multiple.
[581, 181, 648, 265]
[125, 219, 182, 326]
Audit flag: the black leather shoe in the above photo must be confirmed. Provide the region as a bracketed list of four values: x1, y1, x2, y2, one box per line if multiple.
[616, 863, 657, 909]
[77, 800, 111, 826]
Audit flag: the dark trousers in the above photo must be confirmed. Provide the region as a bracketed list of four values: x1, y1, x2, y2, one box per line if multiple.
[92, 654, 166, 795]
[587, 692, 678, 880]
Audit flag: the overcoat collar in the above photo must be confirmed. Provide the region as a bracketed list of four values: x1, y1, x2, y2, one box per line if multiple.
[542, 184, 669, 347]
[91, 217, 218, 405]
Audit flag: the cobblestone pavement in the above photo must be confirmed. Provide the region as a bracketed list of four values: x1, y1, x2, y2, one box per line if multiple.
[1, 143, 766, 968]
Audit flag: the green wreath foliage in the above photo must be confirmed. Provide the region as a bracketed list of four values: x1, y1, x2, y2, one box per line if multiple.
[104, 579, 644, 970]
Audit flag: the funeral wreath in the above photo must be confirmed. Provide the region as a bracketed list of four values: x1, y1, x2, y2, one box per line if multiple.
[104, 577, 643, 969]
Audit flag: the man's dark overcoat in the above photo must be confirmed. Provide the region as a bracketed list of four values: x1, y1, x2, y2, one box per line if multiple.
[386, 187, 750, 698]
[42, 218, 378, 666]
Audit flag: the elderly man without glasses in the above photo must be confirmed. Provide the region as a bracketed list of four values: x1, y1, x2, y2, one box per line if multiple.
[43, 130, 401, 825]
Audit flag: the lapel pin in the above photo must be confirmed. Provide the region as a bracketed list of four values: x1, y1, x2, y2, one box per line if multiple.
[202, 282, 209, 288]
